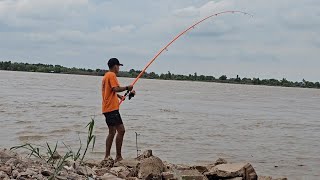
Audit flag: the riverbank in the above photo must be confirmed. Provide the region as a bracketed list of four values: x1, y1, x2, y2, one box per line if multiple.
[0, 149, 287, 180]
[1, 61, 319, 89]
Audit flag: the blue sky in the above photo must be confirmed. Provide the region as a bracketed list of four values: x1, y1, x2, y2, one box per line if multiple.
[0, 0, 319, 81]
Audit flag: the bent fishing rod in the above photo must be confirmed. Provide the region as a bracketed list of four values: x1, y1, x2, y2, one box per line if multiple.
[120, 10, 253, 105]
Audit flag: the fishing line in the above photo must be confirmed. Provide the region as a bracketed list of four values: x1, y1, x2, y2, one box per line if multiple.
[120, 11, 253, 105]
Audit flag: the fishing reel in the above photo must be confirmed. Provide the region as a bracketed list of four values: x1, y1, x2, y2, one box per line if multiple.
[124, 90, 135, 100]
[128, 91, 135, 100]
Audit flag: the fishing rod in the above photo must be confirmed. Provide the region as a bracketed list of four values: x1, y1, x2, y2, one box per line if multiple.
[120, 10, 253, 105]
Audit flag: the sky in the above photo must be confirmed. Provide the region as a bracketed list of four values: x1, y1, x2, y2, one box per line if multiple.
[0, 0, 319, 81]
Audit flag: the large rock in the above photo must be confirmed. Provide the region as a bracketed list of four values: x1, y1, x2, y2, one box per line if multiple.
[179, 169, 207, 180]
[117, 158, 140, 168]
[0, 149, 19, 163]
[138, 156, 165, 179]
[100, 172, 124, 180]
[205, 163, 257, 180]
[192, 165, 209, 174]
[110, 166, 131, 178]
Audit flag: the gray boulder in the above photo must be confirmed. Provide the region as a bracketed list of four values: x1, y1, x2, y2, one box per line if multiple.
[138, 156, 165, 179]
[205, 163, 257, 180]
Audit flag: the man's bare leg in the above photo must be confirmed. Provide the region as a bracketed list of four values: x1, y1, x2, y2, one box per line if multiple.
[115, 124, 125, 162]
[105, 126, 116, 160]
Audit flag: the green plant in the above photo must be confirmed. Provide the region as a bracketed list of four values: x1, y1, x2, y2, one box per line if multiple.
[80, 118, 96, 163]
[10, 143, 43, 160]
[10, 118, 96, 179]
[46, 142, 58, 165]
[63, 136, 82, 161]
[49, 151, 73, 180]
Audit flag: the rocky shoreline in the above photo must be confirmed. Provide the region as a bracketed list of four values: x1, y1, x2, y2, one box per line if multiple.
[0, 149, 287, 180]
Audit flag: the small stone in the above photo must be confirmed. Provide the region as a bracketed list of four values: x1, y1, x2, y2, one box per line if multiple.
[179, 169, 206, 180]
[258, 176, 272, 180]
[163, 162, 177, 171]
[0, 171, 10, 179]
[52, 151, 62, 160]
[110, 166, 130, 178]
[76, 166, 86, 175]
[12, 169, 19, 178]
[85, 159, 100, 168]
[5, 158, 21, 166]
[192, 165, 208, 173]
[162, 171, 174, 180]
[0, 149, 18, 163]
[67, 172, 85, 180]
[145, 173, 162, 180]
[100, 172, 124, 180]
[63, 165, 74, 171]
[0, 165, 12, 176]
[76, 166, 94, 176]
[33, 174, 45, 180]
[41, 169, 52, 176]
[176, 164, 191, 170]
[94, 167, 109, 176]
[214, 158, 228, 166]
[137, 150, 153, 160]
[229, 177, 243, 180]
[126, 177, 139, 180]
[56, 175, 68, 180]
[18, 171, 30, 178]
[25, 168, 37, 176]
[143, 150, 152, 158]
[100, 157, 115, 168]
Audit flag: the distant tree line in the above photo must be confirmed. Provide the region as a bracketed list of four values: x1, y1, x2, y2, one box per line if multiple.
[1, 61, 319, 89]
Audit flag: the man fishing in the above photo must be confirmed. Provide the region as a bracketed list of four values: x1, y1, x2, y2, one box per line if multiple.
[102, 57, 135, 162]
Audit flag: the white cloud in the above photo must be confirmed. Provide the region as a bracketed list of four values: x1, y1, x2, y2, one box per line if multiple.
[0, 0, 87, 29]
[0, 0, 320, 81]
[109, 25, 136, 33]
[173, 6, 199, 17]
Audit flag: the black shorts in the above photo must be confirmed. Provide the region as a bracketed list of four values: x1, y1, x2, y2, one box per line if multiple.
[103, 110, 123, 127]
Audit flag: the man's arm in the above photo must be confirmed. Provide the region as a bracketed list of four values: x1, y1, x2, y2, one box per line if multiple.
[112, 85, 133, 92]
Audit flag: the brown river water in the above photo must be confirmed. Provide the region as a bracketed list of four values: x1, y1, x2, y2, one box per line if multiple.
[0, 70, 319, 179]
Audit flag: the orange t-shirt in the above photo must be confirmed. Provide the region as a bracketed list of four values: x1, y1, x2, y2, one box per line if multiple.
[102, 72, 120, 113]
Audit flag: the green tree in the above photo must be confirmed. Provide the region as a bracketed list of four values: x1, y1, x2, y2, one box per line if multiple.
[252, 78, 261, 85]
[219, 75, 227, 81]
